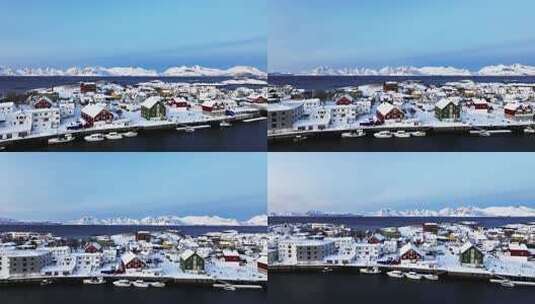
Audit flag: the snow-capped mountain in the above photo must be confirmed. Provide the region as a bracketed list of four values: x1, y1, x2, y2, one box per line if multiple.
[294, 64, 535, 76]
[373, 206, 535, 217]
[0, 65, 266, 78]
[67, 215, 267, 226]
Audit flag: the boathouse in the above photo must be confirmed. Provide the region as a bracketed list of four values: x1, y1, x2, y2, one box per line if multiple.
[80, 104, 113, 127]
[376, 102, 404, 123]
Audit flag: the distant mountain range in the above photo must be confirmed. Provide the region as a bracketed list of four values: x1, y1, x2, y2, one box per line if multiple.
[66, 214, 267, 226]
[285, 64, 535, 76]
[270, 206, 535, 217]
[0, 65, 266, 78]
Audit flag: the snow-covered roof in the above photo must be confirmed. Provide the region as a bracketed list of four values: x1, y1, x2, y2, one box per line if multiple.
[459, 242, 480, 254]
[121, 251, 137, 265]
[508, 243, 528, 251]
[436, 98, 459, 110]
[376, 102, 395, 115]
[141, 96, 162, 109]
[399, 243, 423, 257]
[81, 104, 106, 118]
[180, 249, 196, 260]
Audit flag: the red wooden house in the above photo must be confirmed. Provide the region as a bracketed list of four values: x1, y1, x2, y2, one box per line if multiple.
[336, 95, 353, 105]
[508, 243, 530, 257]
[223, 250, 241, 262]
[504, 103, 533, 120]
[399, 243, 423, 262]
[84, 242, 102, 253]
[33, 97, 53, 109]
[119, 252, 146, 272]
[167, 97, 190, 108]
[376, 102, 404, 123]
[81, 104, 113, 127]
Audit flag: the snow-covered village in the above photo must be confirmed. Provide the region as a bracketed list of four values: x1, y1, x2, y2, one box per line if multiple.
[0, 229, 267, 290]
[0, 77, 268, 148]
[267, 80, 535, 139]
[268, 221, 535, 287]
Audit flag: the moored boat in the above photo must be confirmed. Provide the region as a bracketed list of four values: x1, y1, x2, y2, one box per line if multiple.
[411, 131, 426, 137]
[113, 279, 131, 287]
[293, 135, 307, 142]
[84, 133, 105, 142]
[423, 274, 439, 281]
[105, 132, 123, 140]
[386, 270, 404, 278]
[48, 134, 75, 145]
[405, 272, 423, 280]
[360, 267, 381, 274]
[40, 279, 53, 286]
[122, 131, 138, 137]
[341, 130, 366, 138]
[394, 130, 411, 138]
[132, 280, 149, 288]
[374, 131, 392, 139]
[149, 281, 165, 288]
[83, 277, 106, 285]
[524, 127, 535, 134]
[0, 146, 5, 151]
[220, 121, 232, 127]
[321, 267, 333, 273]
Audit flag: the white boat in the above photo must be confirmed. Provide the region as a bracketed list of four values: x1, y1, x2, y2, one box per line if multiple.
[394, 130, 411, 138]
[132, 280, 149, 288]
[113, 279, 131, 287]
[83, 277, 106, 285]
[411, 131, 426, 137]
[293, 135, 307, 142]
[341, 130, 366, 138]
[220, 121, 232, 127]
[0, 146, 5, 151]
[48, 134, 75, 145]
[149, 281, 166, 288]
[360, 267, 381, 274]
[321, 267, 333, 273]
[84, 133, 105, 142]
[40, 279, 53, 286]
[386, 270, 404, 278]
[500, 280, 515, 288]
[105, 132, 123, 140]
[374, 131, 392, 139]
[405, 272, 423, 280]
[123, 131, 138, 137]
[423, 274, 439, 281]
[479, 131, 491, 137]
[223, 284, 236, 291]
[184, 126, 195, 133]
[524, 127, 535, 134]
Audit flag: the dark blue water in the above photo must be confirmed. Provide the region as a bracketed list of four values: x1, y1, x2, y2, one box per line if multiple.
[0, 76, 265, 95]
[269, 272, 533, 304]
[0, 225, 266, 239]
[269, 75, 535, 90]
[0, 284, 267, 304]
[4, 120, 266, 152]
[269, 216, 535, 230]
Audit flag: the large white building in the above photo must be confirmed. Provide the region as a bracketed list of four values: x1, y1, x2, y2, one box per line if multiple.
[277, 238, 336, 265]
[29, 108, 60, 132]
[0, 250, 52, 279]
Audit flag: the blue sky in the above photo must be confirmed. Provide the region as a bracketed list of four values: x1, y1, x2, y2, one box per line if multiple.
[0, 0, 266, 69]
[269, 153, 535, 214]
[0, 153, 266, 221]
[269, 0, 535, 72]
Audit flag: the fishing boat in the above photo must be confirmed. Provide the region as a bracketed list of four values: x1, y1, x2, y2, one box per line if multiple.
[360, 267, 381, 274]
[184, 126, 195, 133]
[84, 133, 105, 142]
[411, 131, 426, 137]
[321, 267, 333, 273]
[394, 130, 411, 138]
[122, 131, 138, 137]
[83, 277, 106, 285]
[524, 127, 535, 134]
[113, 279, 131, 287]
[293, 135, 307, 142]
[341, 130, 366, 138]
[374, 131, 393, 139]
[386, 270, 404, 278]
[105, 132, 123, 140]
[0, 146, 5, 151]
[40, 279, 53, 286]
[149, 281, 165, 288]
[132, 280, 150, 288]
[48, 133, 75, 145]
[405, 272, 423, 280]
[423, 274, 439, 281]
[220, 121, 232, 127]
